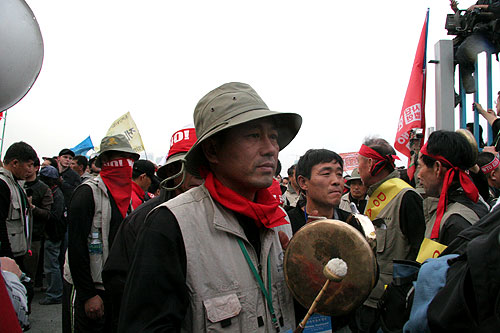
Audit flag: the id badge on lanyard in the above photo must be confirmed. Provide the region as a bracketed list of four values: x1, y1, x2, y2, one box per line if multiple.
[302, 313, 332, 332]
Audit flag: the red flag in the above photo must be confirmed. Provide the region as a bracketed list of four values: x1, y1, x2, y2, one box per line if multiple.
[394, 10, 429, 179]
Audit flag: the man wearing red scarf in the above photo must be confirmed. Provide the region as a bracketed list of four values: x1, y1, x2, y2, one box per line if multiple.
[102, 126, 202, 331]
[418, 130, 488, 246]
[63, 134, 139, 333]
[131, 159, 158, 209]
[354, 137, 425, 333]
[119, 82, 302, 332]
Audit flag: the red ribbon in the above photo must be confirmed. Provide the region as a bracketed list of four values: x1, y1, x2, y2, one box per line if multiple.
[358, 144, 400, 176]
[203, 172, 288, 229]
[420, 143, 479, 239]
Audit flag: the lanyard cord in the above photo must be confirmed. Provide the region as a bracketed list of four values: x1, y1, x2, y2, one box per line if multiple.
[237, 238, 279, 331]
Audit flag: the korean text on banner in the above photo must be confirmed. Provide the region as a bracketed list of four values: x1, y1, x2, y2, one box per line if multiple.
[394, 10, 429, 179]
[106, 112, 145, 153]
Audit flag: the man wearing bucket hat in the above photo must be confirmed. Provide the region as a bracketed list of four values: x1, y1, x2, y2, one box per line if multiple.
[102, 126, 202, 331]
[119, 82, 301, 332]
[339, 168, 368, 213]
[62, 134, 139, 333]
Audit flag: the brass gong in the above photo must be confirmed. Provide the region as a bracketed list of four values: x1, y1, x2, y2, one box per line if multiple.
[284, 219, 377, 316]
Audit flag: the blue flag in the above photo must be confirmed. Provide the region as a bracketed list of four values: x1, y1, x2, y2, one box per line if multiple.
[71, 136, 94, 156]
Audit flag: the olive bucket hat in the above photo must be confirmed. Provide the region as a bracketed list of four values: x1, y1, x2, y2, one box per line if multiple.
[346, 168, 362, 186]
[97, 134, 140, 164]
[185, 82, 302, 176]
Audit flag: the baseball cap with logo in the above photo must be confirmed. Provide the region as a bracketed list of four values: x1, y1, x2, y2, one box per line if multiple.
[157, 127, 197, 180]
[185, 82, 302, 176]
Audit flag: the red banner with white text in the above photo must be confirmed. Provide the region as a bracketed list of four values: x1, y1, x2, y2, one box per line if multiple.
[394, 10, 428, 179]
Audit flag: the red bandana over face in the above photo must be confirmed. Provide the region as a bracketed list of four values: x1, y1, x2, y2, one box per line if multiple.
[203, 171, 288, 229]
[420, 143, 479, 239]
[100, 158, 134, 218]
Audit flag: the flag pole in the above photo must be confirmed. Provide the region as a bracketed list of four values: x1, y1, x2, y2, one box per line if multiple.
[0, 111, 8, 158]
[421, 8, 430, 127]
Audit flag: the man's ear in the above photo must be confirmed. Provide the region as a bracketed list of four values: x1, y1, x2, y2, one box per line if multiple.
[490, 168, 498, 181]
[434, 161, 446, 178]
[297, 175, 308, 193]
[201, 138, 218, 164]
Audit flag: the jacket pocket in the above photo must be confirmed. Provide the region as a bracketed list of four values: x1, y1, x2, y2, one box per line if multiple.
[376, 227, 387, 253]
[8, 226, 27, 256]
[203, 293, 243, 332]
[9, 200, 22, 221]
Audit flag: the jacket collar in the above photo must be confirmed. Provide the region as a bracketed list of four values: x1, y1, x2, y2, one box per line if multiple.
[367, 170, 400, 197]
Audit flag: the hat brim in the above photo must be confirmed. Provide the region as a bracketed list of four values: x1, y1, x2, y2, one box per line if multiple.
[95, 150, 140, 167]
[186, 109, 302, 176]
[346, 177, 362, 186]
[157, 152, 187, 180]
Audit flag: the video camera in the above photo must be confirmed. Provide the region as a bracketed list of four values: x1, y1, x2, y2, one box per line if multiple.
[445, 8, 495, 36]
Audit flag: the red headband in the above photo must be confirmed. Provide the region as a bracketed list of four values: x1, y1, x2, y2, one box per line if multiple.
[420, 143, 479, 239]
[358, 144, 400, 176]
[480, 155, 500, 174]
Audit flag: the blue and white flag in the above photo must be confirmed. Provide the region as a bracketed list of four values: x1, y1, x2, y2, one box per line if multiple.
[71, 135, 94, 156]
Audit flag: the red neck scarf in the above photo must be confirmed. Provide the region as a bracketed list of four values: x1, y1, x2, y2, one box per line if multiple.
[100, 158, 133, 218]
[358, 144, 400, 176]
[131, 181, 145, 210]
[420, 143, 479, 239]
[203, 171, 288, 229]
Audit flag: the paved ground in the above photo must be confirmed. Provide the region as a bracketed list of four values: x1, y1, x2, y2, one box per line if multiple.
[29, 289, 62, 332]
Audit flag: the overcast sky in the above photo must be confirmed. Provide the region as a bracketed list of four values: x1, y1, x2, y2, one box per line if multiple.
[3, 0, 493, 172]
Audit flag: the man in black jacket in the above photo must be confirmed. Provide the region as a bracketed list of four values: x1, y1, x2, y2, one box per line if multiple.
[286, 148, 363, 332]
[102, 127, 201, 331]
[23, 158, 52, 288]
[62, 135, 139, 333]
[57, 148, 81, 208]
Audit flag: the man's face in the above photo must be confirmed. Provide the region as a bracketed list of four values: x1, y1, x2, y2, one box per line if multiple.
[349, 179, 367, 200]
[290, 169, 298, 189]
[70, 160, 82, 174]
[58, 154, 73, 168]
[207, 118, 279, 199]
[489, 166, 500, 189]
[299, 160, 344, 208]
[25, 165, 39, 181]
[417, 153, 442, 197]
[175, 172, 204, 196]
[90, 162, 101, 173]
[282, 178, 289, 186]
[12, 160, 34, 180]
[42, 159, 51, 168]
[357, 155, 372, 186]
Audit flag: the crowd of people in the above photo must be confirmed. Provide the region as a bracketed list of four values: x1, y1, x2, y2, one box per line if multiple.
[1, 80, 500, 332]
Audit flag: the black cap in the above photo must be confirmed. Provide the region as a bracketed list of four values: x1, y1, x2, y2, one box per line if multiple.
[133, 160, 160, 183]
[58, 148, 75, 158]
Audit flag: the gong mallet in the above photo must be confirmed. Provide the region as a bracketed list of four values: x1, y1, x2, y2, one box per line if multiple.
[294, 258, 348, 333]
